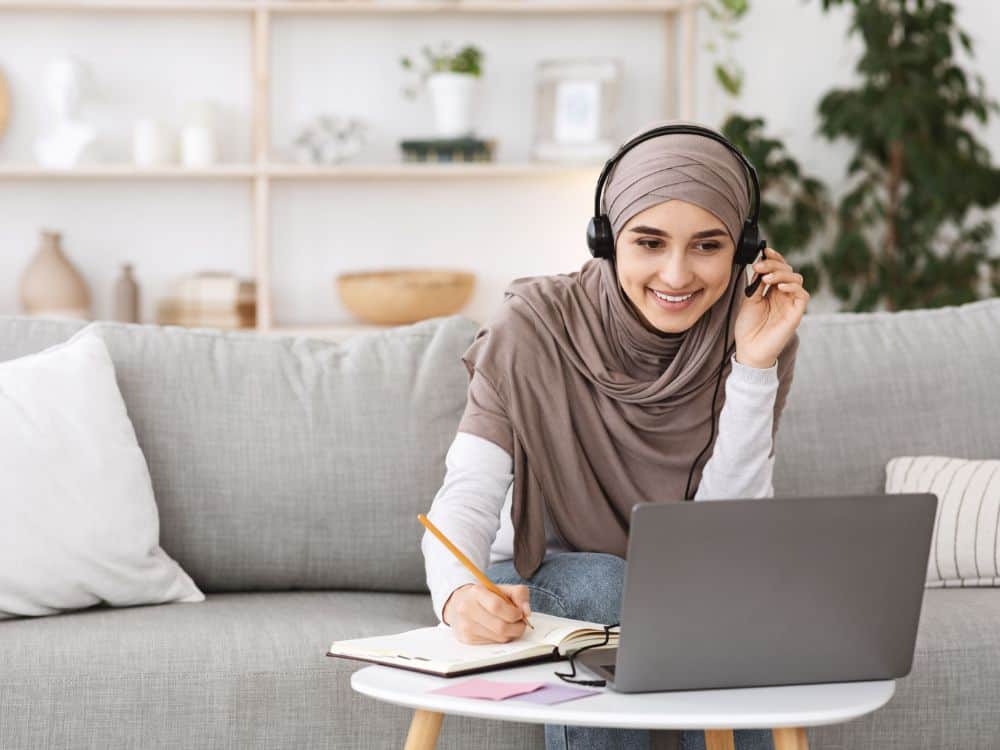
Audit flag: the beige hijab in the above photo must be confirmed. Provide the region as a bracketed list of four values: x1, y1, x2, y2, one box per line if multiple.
[458, 120, 800, 580]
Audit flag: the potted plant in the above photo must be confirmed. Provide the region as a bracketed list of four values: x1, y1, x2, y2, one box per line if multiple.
[400, 43, 484, 137]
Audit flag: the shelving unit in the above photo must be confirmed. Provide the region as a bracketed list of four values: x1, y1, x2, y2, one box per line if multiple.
[0, 162, 600, 180]
[0, 0, 699, 340]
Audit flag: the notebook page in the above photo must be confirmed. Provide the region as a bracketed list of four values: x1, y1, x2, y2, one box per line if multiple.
[519, 612, 609, 648]
[331, 624, 546, 667]
[330, 613, 610, 668]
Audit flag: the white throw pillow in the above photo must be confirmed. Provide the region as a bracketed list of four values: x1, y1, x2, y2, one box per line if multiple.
[0, 327, 204, 618]
[886, 455, 1000, 588]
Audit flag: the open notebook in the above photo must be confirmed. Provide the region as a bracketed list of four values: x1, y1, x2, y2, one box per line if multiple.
[327, 612, 618, 677]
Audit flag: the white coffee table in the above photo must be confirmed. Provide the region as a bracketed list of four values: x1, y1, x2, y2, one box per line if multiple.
[351, 661, 895, 750]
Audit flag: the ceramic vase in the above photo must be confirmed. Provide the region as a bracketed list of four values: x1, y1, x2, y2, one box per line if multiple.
[133, 119, 174, 166]
[180, 126, 216, 167]
[112, 263, 140, 323]
[19, 230, 91, 319]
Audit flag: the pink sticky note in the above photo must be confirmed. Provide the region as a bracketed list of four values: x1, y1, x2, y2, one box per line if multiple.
[429, 678, 546, 701]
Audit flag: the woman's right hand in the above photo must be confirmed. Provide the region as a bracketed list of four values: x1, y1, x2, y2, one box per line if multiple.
[442, 583, 532, 644]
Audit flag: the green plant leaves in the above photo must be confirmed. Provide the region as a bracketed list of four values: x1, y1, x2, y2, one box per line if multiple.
[714, 63, 743, 96]
[813, 0, 1000, 310]
[721, 114, 831, 302]
[398, 42, 484, 98]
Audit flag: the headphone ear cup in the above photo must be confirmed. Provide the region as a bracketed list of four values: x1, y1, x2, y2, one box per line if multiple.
[735, 221, 764, 266]
[587, 215, 615, 260]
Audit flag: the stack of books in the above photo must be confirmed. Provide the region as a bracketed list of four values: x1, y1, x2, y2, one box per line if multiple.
[399, 136, 496, 163]
[157, 272, 256, 330]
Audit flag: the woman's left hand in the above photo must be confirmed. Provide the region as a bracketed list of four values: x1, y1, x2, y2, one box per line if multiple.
[733, 247, 809, 369]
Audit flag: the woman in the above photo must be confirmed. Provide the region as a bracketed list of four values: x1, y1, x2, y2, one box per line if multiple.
[421, 120, 809, 750]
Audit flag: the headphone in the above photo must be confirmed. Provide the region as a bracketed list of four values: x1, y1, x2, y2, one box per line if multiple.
[585, 123, 767, 501]
[587, 123, 765, 273]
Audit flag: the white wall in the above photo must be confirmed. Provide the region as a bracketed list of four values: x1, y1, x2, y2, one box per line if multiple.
[1, 1, 997, 324]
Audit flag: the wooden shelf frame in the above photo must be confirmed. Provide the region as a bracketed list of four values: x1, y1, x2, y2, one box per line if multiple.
[0, 0, 699, 337]
[0, 1, 694, 14]
[0, 164, 258, 178]
[0, 162, 604, 179]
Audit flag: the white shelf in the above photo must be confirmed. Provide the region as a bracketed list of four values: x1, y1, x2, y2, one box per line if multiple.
[0, 162, 602, 180]
[0, 164, 258, 179]
[269, 1, 694, 15]
[266, 162, 602, 179]
[156, 322, 449, 341]
[0, 0, 250, 11]
[0, 1, 694, 14]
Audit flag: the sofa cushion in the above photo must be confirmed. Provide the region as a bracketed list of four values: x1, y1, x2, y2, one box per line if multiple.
[0, 315, 478, 594]
[886, 455, 1000, 588]
[810, 588, 1000, 750]
[0, 592, 543, 750]
[0, 315, 86, 358]
[774, 298, 1000, 499]
[4, 297, 1000, 595]
[0, 329, 203, 619]
[0, 589, 996, 750]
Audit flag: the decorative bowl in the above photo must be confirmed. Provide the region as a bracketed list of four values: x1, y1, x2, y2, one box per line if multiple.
[336, 268, 476, 325]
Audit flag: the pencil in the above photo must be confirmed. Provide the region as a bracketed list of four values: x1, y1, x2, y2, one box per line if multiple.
[418, 513, 534, 630]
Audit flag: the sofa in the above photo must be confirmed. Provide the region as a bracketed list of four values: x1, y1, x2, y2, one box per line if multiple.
[1, 298, 998, 750]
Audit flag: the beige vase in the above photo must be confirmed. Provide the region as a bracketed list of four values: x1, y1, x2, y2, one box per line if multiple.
[112, 263, 140, 323]
[20, 230, 92, 319]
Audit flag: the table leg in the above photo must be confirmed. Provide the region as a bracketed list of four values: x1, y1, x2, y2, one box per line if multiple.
[772, 726, 810, 750]
[704, 729, 735, 750]
[404, 709, 444, 750]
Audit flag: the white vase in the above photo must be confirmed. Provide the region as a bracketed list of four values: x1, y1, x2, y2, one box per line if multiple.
[180, 125, 217, 167]
[427, 73, 479, 138]
[133, 119, 174, 166]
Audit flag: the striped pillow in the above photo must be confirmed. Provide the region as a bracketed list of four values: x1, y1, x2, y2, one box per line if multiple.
[886, 456, 1000, 588]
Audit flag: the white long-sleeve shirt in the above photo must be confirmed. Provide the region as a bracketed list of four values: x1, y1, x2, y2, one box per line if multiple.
[422, 352, 781, 623]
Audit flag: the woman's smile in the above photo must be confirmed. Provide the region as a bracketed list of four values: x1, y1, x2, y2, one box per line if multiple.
[647, 287, 703, 312]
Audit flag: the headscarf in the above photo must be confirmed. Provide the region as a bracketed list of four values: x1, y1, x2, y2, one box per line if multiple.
[457, 120, 800, 579]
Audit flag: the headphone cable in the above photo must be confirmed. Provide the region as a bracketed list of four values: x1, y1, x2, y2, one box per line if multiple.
[684, 264, 743, 501]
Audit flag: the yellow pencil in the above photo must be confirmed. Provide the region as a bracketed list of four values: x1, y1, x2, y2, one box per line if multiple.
[418, 513, 534, 630]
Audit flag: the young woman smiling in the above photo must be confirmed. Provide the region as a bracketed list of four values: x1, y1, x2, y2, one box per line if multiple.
[422, 121, 809, 750]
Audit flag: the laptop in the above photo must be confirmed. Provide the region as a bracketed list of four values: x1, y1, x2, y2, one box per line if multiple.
[577, 493, 938, 693]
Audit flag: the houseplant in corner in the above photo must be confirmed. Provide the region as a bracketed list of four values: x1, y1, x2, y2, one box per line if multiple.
[401, 42, 484, 137]
[815, 0, 1000, 311]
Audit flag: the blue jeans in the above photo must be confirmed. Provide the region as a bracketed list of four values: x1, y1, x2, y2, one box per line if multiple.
[486, 552, 773, 750]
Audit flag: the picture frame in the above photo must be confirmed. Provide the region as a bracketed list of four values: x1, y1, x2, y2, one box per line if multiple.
[532, 58, 622, 163]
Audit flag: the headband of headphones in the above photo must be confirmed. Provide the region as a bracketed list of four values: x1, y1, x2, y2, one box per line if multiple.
[586, 123, 764, 270]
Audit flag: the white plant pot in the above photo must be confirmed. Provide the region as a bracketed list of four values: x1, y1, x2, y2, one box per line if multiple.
[427, 72, 479, 138]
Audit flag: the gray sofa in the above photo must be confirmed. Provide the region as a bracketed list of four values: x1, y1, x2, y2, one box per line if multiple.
[1, 298, 998, 750]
